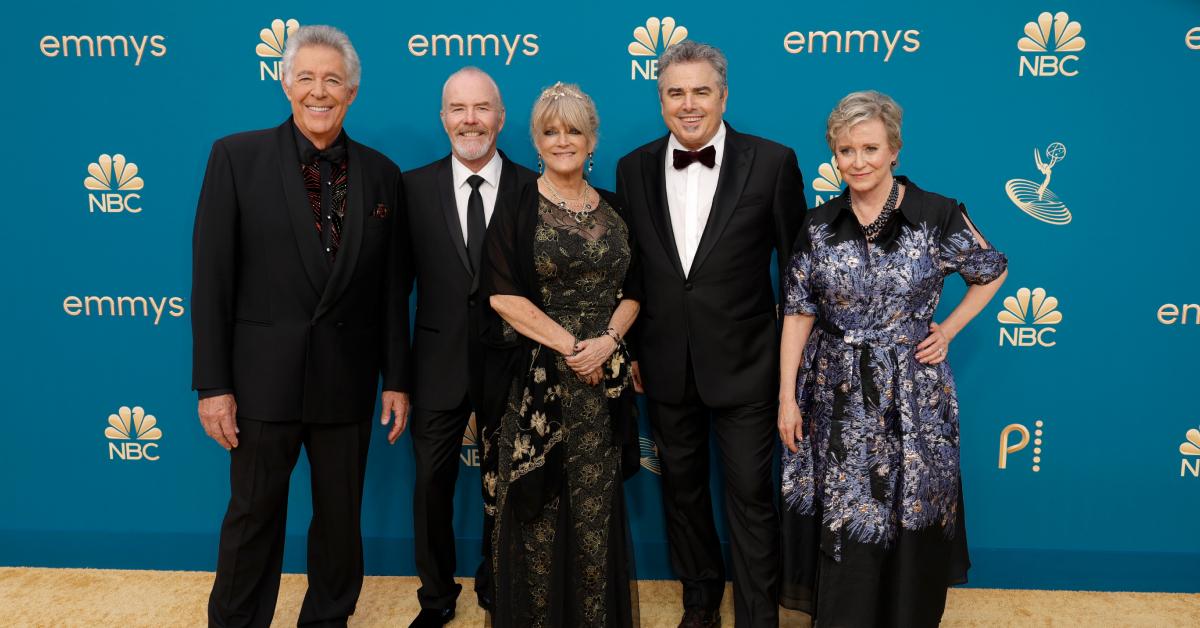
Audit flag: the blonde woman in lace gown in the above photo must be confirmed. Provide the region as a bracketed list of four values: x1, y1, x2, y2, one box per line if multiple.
[481, 82, 642, 627]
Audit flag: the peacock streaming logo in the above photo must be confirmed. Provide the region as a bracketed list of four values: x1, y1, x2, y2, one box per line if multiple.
[1006, 142, 1071, 225]
[628, 17, 689, 80]
[257, 18, 299, 81]
[810, 157, 845, 207]
[105, 406, 162, 461]
[85, 154, 144, 214]
[999, 420, 1044, 472]
[1018, 11, 1085, 77]
[997, 287, 1062, 348]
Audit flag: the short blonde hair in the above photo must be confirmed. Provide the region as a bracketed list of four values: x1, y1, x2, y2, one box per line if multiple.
[530, 82, 599, 150]
[826, 90, 903, 153]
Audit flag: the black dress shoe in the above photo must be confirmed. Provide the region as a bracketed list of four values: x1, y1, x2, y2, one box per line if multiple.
[409, 607, 455, 627]
[476, 593, 494, 612]
[678, 607, 720, 628]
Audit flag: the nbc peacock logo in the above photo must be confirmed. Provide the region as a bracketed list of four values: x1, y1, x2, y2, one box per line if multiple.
[1180, 428, 1200, 478]
[257, 18, 299, 81]
[997, 287, 1062, 348]
[84, 154, 143, 214]
[639, 436, 661, 475]
[461, 413, 481, 467]
[628, 17, 688, 80]
[1018, 11, 1085, 77]
[105, 405, 161, 461]
[1006, 142, 1071, 225]
[810, 157, 845, 207]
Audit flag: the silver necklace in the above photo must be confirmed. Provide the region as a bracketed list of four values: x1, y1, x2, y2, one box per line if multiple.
[541, 177, 595, 223]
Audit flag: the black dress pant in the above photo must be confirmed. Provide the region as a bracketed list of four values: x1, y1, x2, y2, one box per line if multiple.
[208, 417, 372, 628]
[647, 360, 780, 627]
[410, 398, 490, 610]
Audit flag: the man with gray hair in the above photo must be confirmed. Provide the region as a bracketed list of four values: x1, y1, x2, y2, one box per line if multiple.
[616, 40, 806, 627]
[400, 66, 536, 627]
[192, 25, 411, 626]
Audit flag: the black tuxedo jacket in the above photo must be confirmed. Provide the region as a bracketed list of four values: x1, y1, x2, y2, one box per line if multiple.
[402, 153, 538, 411]
[191, 118, 410, 424]
[615, 123, 806, 406]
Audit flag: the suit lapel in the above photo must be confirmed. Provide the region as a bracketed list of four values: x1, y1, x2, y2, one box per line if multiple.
[690, 125, 753, 276]
[642, 138, 686, 279]
[276, 119, 329, 297]
[313, 139, 365, 321]
[438, 157, 473, 275]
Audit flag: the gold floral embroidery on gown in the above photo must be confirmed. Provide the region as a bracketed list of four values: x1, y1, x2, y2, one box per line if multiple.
[492, 194, 636, 627]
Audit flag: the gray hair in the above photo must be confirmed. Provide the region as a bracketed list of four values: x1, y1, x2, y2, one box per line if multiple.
[281, 25, 361, 87]
[656, 41, 728, 94]
[826, 90, 903, 154]
[441, 66, 504, 111]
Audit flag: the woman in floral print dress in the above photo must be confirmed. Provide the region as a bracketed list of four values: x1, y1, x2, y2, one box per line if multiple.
[777, 91, 1008, 627]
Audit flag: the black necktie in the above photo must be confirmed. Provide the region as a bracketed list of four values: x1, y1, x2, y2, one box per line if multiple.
[672, 145, 717, 170]
[466, 174, 486, 275]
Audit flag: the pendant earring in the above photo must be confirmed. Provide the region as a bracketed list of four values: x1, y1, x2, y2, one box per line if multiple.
[891, 160, 897, 167]
[537, 155, 544, 174]
[587, 152, 594, 175]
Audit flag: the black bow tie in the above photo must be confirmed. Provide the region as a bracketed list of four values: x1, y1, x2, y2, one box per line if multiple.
[300, 141, 346, 165]
[672, 145, 716, 170]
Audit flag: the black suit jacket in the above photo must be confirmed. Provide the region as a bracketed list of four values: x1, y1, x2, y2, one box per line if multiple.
[402, 153, 537, 411]
[615, 123, 806, 406]
[191, 118, 410, 424]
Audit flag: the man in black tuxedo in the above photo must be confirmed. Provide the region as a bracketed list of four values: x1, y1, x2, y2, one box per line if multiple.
[192, 25, 411, 627]
[401, 67, 537, 627]
[615, 41, 806, 627]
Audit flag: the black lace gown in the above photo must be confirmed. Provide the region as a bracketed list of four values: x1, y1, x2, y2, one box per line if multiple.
[487, 193, 640, 628]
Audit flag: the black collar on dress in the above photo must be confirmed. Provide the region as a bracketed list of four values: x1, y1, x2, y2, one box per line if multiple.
[830, 175, 924, 227]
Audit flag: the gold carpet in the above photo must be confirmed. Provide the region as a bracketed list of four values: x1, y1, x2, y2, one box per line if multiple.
[0, 568, 1196, 627]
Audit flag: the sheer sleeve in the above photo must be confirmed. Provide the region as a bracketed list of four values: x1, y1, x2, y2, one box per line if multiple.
[481, 182, 532, 300]
[603, 188, 643, 305]
[939, 201, 1008, 285]
[783, 218, 818, 316]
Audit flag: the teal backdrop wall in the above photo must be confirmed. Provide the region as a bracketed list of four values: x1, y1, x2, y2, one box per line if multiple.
[3, 0, 1199, 594]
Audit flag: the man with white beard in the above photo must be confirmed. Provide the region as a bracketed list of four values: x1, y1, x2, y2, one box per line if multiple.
[399, 66, 537, 627]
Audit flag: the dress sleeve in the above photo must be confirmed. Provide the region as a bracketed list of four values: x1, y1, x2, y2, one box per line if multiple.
[783, 219, 818, 316]
[939, 201, 1008, 285]
[481, 183, 530, 300]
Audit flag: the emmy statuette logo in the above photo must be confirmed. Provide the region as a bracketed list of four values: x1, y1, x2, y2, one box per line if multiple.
[997, 287, 1061, 348]
[85, 154, 143, 214]
[1006, 142, 1071, 225]
[629, 17, 688, 80]
[257, 18, 299, 81]
[106, 406, 162, 461]
[461, 413, 481, 467]
[1180, 428, 1200, 478]
[810, 157, 845, 207]
[1018, 11, 1085, 77]
[639, 436, 662, 475]
[999, 420, 1044, 472]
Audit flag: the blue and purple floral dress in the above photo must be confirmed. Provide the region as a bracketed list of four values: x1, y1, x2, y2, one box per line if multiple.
[779, 177, 1006, 625]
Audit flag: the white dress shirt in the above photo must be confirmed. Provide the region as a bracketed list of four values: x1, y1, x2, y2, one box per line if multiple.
[665, 122, 726, 277]
[450, 151, 504, 246]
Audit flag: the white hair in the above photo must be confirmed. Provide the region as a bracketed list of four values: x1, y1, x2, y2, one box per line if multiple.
[281, 25, 361, 87]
